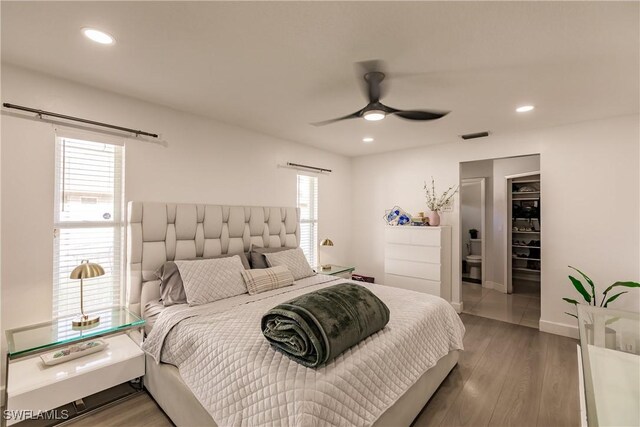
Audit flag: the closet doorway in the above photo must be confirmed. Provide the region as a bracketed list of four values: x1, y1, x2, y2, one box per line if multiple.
[459, 155, 541, 329]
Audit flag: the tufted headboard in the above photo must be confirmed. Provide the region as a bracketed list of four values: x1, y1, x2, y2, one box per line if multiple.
[127, 201, 300, 315]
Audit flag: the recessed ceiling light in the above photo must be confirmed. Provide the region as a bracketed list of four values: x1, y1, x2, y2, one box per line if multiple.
[516, 105, 535, 113]
[82, 28, 115, 45]
[362, 137, 374, 143]
[363, 110, 386, 121]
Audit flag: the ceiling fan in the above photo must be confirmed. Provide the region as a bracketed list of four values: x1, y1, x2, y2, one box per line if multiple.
[311, 60, 449, 126]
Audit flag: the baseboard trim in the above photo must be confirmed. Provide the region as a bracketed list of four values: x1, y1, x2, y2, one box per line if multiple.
[450, 301, 463, 313]
[539, 319, 579, 339]
[484, 281, 507, 293]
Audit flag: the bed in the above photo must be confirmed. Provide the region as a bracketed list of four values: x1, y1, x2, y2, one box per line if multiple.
[127, 202, 464, 426]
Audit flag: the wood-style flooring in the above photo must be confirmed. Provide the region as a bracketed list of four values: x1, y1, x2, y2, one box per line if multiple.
[65, 314, 580, 427]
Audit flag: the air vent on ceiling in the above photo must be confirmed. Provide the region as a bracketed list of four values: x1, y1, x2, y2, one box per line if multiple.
[460, 131, 490, 140]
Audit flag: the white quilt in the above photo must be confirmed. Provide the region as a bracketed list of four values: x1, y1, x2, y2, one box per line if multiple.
[142, 275, 465, 426]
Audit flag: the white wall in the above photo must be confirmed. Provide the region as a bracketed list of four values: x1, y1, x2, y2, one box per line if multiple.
[0, 64, 352, 355]
[352, 114, 639, 337]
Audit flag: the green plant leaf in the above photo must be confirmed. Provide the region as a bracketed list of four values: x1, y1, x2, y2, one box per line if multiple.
[562, 298, 579, 305]
[603, 291, 628, 308]
[602, 281, 640, 295]
[569, 266, 596, 305]
[564, 312, 578, 319]
[569, 275, 591, 303]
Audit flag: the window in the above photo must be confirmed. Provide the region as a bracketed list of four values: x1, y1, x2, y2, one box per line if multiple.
[53, 136, 124, 318]
[297, 174, 318, 266]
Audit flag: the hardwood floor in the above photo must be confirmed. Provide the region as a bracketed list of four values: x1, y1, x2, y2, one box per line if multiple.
[65, 314, 580, 427]
[413, 314, 580, 427]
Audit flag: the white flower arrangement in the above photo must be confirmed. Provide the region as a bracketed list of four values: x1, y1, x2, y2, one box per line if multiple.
[424, 177, 458, 212]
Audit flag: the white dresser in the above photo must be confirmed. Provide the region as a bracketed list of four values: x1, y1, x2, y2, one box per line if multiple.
[384, 226, 452, 300]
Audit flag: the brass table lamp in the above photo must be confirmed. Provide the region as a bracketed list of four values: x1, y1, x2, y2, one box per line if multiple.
[320, 238, 334, 270]
[70, 260, 105, 327]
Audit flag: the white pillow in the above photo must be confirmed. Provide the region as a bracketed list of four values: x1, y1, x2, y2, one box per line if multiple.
[264, 248, 316, 281]
[174, 256, 247, 306]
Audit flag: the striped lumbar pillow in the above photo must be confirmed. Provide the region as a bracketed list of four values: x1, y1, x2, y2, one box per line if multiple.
[241, 265, 295, 295]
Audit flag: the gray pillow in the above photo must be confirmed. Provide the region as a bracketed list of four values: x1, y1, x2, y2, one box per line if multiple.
[155, 252, 251, 306]
[156, 261, 186, 306]
[249, 246, 293, 269]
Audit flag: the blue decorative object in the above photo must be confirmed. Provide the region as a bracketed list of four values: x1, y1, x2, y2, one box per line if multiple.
[384, 206, 412, 226]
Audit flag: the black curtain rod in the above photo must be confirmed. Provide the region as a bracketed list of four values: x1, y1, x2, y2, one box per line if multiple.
[2, 102, 159, 138]
[286, 162, 332, 173]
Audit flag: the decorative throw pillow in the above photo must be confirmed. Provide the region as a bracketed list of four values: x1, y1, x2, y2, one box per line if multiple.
[249, 246, 292, 269]
[155, 253, 251, 307]
[241, 265, 295, 295]
[264, 247, 316, 281]
[174, 256, 247, 306]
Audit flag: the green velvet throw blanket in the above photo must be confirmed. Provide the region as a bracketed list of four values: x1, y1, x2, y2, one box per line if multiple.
[261, 283, 390, 368]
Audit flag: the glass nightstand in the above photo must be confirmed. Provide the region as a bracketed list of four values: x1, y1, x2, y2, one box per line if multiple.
[3, 306, 145, 426]
[315, 265, 355, 279]
[6, 306, 144, 359]
[577, 304, 640, 427]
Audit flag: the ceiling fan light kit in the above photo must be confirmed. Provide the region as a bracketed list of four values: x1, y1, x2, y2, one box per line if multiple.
[363, 110, 385, 121]
[311, 60, 450, 126]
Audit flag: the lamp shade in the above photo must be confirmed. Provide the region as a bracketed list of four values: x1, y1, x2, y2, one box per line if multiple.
[320, 238, 334, 247]
[70, 260, 105, 279]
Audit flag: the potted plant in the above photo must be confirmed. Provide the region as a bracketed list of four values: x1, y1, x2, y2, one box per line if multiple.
[423, 177, 458, 226]
[469, 229, 479, 239]
[563, 266, 640, 348]
[562, 266, 640, 317]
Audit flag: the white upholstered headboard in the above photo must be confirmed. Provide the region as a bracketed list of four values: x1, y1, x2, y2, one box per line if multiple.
[127, 201, 300, 315]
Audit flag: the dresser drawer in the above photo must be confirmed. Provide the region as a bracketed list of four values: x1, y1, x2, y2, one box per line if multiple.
[385, 243, 441, 263]
[384, 259, 441, 281]
[386, 227, 441, 247]
[384, 274, 442, 297]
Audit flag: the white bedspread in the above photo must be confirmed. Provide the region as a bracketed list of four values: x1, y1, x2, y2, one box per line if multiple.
[142, 275, 465, 426]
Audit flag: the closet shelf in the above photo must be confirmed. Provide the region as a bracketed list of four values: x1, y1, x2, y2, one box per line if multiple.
[469, 239, 482, 242]
[513, 218, 539, 221]
[513, 231, 540, 234]
[513, 267, 541, 272]
[513, 257, 541, 261]
[512, 191, 540, 194]
[513, 179, 540, 184]
[512, 198, 540, 201]
[513, 245, 541, 248]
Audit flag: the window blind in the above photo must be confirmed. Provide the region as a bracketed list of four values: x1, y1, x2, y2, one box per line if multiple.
[53, 137, 124, 318]
[297, 174, 318, 266]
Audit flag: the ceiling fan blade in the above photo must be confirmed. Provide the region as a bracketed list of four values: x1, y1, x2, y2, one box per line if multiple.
[355, 60, 387, 103]
[391, 110, 449, 121]
[310, 109, 363, 126]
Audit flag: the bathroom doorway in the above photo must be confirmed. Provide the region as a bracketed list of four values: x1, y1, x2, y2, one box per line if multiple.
[461, 178, 485, 286]
[459, 155, 541, 329]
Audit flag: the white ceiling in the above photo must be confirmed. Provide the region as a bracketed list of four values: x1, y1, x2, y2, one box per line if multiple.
[2, 2, 638, 157]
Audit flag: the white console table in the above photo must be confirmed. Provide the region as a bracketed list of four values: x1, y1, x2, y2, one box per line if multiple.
[577, 305, 640, 427]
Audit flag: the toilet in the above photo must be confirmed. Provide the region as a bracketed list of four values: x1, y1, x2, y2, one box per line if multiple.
[466, 255, 482, 280]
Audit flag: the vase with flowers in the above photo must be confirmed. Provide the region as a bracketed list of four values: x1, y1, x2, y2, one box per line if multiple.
[423, 177, 458, 226]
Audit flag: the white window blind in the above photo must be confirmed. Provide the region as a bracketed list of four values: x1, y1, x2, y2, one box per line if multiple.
[53, 137, 124, 318]
[297, 174, 318, 266]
